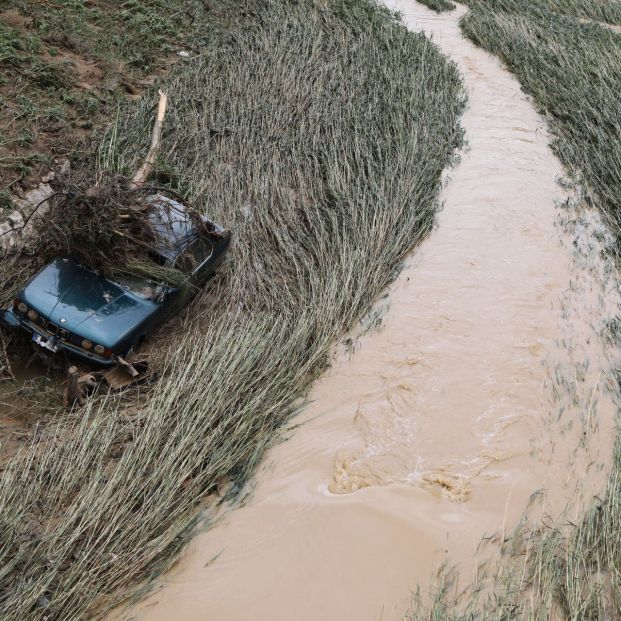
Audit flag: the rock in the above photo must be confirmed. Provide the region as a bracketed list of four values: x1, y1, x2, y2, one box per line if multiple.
[59, 159, 71, 177]
[13, 184, 54, 213]
[7, 211, 23, 227]
[1, 183, 55, 251]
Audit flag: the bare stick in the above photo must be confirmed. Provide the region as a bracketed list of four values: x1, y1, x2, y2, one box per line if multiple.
[64, 366, 83, 408]
[130, 90, 169, 190]
[0, 332, 14, 381]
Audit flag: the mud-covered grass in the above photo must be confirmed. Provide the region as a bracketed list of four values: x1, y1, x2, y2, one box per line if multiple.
[408, 1, 621, 619]
[0, 0, 210, 195]
[409, 487, 621, 620]
[0, 0, 465, 618]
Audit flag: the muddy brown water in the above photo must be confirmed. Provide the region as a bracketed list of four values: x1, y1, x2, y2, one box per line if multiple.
[111, 3, 621, 620]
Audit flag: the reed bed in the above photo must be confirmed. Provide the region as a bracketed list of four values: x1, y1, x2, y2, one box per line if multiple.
[537, 0, 621, 25]
[423, 0, 621, 23]
[409, 0, 621, 618]
[0, 0, 465, 618]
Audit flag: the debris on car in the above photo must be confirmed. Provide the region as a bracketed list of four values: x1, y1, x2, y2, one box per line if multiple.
[0, 91, 231, 384]
[0, 194, 231, 369]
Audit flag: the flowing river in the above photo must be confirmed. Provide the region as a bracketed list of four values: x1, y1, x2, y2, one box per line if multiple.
[111, 3, 621, 620]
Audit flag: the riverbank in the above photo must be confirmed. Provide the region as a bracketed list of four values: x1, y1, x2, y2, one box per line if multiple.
[0, 0, 207, 206]
[410, 0, 621, 618]
[0, 1, 465, 618]
[108, 3, 621, 620]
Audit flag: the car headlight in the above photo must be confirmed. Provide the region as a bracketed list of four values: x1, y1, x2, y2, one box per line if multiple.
[81, 339, 93, 350]
[94, 344, 105, 355]
[27, 309, 38, 321]
[17, 302, 28, 314]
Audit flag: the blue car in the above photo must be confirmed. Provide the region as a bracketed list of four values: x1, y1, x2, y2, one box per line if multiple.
[0, 195, 231, 367]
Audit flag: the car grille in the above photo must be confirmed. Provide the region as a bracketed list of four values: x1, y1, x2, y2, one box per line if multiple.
[40, 318, 70, 341]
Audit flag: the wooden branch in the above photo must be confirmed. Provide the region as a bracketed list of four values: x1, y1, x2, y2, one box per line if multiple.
[64, 365, 83, 408]
[0, 332, 14, 381]
[130, 90, 169, 190]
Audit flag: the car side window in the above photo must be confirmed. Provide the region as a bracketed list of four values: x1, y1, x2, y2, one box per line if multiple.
[175, 238, 213, 274]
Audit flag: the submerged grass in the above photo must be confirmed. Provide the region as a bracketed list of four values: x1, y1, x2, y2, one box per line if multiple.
[409, 0, 621, 619]
[0, 0, 465, 618]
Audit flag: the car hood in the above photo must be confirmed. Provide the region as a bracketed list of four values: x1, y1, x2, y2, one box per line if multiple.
[20, 258, 159, 349]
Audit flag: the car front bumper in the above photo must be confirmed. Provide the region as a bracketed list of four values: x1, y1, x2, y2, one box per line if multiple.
[0, 309, 117, 368]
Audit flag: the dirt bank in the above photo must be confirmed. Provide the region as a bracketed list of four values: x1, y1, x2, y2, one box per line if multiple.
[109, 3, 621, 621]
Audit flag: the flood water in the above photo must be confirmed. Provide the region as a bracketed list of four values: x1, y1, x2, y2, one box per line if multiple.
[111, 3, 621, 620]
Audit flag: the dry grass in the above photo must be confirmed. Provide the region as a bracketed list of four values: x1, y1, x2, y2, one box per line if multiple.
[0, 0, 465, 618]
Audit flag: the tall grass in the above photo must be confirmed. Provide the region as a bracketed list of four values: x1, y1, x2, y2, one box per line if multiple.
[408, 0, 621, 618]
[0, 0, 465, 618]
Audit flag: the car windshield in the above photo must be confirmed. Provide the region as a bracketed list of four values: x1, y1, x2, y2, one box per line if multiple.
[146, 194, 197, 258]
[112, 274, 161, 301]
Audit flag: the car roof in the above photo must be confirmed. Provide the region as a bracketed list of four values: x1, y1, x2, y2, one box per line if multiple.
[145, 194, 199, 261]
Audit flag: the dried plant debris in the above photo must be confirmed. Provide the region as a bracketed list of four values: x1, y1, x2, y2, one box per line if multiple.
[35, 178, 199, 288]
[0, 331, 13, 380]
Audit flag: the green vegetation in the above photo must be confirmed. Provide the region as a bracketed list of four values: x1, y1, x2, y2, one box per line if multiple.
[0, 0, 210, 192]
[0, 0, 465, 618]
[408, 1, 621, 618]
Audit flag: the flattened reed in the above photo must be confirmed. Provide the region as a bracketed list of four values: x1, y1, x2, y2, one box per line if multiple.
[537, 0, 621, 25]
[0, 0, 465, 618]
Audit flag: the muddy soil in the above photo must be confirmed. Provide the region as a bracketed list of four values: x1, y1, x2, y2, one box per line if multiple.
[109, 3, 621, 620]
[0, 3, 186, 194]
[0, 356, 61, 463]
